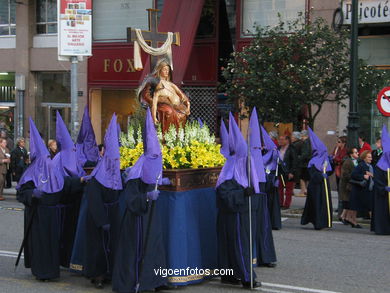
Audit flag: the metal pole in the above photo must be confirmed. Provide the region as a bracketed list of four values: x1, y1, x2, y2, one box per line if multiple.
[17, 90, 24, 138]
[70, 56, 79, 140]
[347, 0, 359, 148]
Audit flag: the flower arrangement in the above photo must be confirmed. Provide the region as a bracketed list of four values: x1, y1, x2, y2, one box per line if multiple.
[120, 121, 226, 170]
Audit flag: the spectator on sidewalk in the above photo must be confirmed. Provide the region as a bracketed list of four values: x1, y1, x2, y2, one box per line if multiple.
[358, 134, 372, 154]
[11, 137, 29, 183]
[1, 129, 13, 188]
[339, 147, 359, 224]
[48, 139, 58, 159]
[348, 150, 374, 228]
[278, 135, 298, 209]
[0, 138, 11, 200]
[371, 138, 382, 167]
[299, 130, 311, 196]
[291, 131, 303, 194]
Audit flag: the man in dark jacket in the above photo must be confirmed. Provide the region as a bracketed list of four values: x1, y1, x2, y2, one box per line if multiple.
[11, 137, 29, 183]
[278, 135, 298, 209]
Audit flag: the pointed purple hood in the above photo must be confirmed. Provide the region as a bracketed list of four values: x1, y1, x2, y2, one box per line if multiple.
[220, 118, 229, 158]
[307, 127, 332, 172]
[216, 113, 260, 193]
[56, 111, 85, 177]
[249, 108, 266, 183]
[17, 118, 64, 193]
[90, 114, 122, 190]
[76, 106, 99, 166]
[376, 125, 390, 171]
[261, 125, 279, 171]
[125, 108, 162, 185]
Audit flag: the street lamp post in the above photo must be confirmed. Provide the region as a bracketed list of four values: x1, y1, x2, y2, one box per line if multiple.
[347, 0, 359, 148]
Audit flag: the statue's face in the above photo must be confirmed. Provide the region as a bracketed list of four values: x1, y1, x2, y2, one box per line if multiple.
[160, 65, 170, 80]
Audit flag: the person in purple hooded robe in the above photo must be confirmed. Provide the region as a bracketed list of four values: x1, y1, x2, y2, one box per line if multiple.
[55, 111, 86, 268]
[16, 118, 86, 281]
[83, 114, 122, 289]
[76, 105, 99, 167]
[112, 108, 170, 293]
[215, 113, 261, 288]
[261, 125, 282, 230]
[301, 127, 333, 230]
[249, 108, 277, 268]
[372, 125, 390, 235]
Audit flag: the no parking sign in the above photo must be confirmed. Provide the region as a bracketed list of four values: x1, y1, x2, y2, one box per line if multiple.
[377, 87, 390, 116]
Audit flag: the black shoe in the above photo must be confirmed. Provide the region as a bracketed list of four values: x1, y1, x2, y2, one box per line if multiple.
[263, 263, 277, 268]
[351, 223, 362, 228]
[91, 277, 104, 289]
[242, 280, 261, 289]
[221, 276, 241, 285]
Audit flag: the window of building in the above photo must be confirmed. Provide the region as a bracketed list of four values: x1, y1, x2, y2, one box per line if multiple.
[0, 0, 16, 36]
[35, 72, 70, 140]
[241, 0, 306, 36]
[36, 0, 57, 34]
[93, 0, 153, 41]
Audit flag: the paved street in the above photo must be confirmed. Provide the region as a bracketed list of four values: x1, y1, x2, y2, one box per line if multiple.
[0, 189, 389, 293]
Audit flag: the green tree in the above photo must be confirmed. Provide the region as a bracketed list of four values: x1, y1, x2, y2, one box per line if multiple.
[221, 14, 386, 128]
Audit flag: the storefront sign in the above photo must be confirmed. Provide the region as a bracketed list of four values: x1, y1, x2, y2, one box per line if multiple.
[377, 87, 390, 116]
[343, 0, 390, 24]
[58, 0, 92, 56]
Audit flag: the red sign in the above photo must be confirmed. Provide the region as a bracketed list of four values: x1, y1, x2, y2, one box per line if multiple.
[377, 87, 390, 116]
[88, 44, 148, 87]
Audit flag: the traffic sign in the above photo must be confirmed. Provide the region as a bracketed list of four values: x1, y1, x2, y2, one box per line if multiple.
[377, 87, 390, 116]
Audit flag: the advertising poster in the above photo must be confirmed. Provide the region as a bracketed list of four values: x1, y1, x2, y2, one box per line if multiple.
[58, 0, 92, 56]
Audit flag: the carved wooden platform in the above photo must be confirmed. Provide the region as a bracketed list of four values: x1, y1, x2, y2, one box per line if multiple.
[160, 167, 222, 192]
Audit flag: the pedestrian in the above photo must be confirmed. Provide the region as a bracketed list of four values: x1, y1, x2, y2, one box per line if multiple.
[301, 128, 333, 230]
[16, 118, 86, 281]
[261, 125, 282, 230]
[371, 137, 382, 167]
[249, 109, 277, 268]
[11, 137, 29, 183]
[0, 129, 13, 188]
[332, 136, 347, 216]
[299, 130, 311, 196]
[215, 113, 260, 288]
[358, 133, 372, 153]
[0, 138, 11, 201]
[48, 139, 58, 159]
[112, 108, 169, 293]
[278, 135, 298, 209]
[269, 131, 279, 147]
[338, 147, 359, 224]
[83, 114, 122, 289]
[372, 125, 390, 235]
[348, 150, 374, 228]
[55, 111, 86, 267]
[291, 131, 303, 194]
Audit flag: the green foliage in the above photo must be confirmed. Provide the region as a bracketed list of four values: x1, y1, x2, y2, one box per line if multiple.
[221, 13, 386, 128]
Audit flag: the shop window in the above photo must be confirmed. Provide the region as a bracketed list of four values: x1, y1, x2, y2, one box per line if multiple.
[0, 0, 16, 36]
[36, 0, 57, 34]
[241, 0, 306, 36]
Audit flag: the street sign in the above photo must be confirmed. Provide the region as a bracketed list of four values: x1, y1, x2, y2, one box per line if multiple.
[58, 0, 92, 57]
[377, 87, 390, 116]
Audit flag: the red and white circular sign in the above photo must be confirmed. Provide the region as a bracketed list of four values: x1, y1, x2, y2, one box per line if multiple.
[377, 87, 390, 116]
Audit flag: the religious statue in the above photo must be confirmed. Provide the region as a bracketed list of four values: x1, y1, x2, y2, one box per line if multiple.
[138, 59, 190, 133]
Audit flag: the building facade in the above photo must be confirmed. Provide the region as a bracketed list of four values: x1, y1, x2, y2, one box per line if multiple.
[1, 0, 388, 148]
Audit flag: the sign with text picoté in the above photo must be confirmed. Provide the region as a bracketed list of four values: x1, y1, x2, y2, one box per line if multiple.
[58, 0, 92, 56]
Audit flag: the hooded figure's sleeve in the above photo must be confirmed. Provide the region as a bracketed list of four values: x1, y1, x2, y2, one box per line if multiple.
[216, 180, 246, 212]
[16, 181, 36, 206]
[122, 179, 150, 216]
[374, 167, 388, 196]
[86, 178, 109, 228]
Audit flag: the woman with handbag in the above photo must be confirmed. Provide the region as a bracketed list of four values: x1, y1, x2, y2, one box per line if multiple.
[348, 150, 374, 228]
[339, 148, 359, 224]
